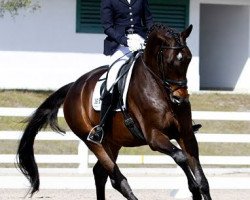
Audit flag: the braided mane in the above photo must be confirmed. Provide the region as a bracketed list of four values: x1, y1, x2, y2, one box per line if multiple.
[145, 23, 181, 45]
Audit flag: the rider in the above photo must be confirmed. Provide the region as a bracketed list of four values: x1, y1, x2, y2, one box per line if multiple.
[87, 0, 154, 144]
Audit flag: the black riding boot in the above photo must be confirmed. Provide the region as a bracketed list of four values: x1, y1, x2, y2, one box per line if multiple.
[87, 92, 113, 144]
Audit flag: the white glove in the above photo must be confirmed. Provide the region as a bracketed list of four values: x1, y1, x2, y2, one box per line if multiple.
[127, 34, 145, 52]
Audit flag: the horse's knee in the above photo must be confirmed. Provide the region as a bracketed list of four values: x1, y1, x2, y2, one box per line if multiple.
[148, 141, 157, 151]
[171, 150, 188, 164]
[147, 137, 171, 152]
[147, 133, 183, 157]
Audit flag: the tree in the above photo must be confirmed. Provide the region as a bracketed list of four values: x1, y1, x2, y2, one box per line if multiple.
[0, 0, 40, 17]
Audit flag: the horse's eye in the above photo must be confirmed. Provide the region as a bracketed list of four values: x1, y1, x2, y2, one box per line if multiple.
[177, 52, 183, 61]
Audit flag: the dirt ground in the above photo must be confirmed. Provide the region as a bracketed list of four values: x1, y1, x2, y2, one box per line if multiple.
[0, 189, 249, 200]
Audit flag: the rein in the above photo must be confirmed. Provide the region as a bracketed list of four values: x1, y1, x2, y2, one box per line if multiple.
[141, 43, 189, 105]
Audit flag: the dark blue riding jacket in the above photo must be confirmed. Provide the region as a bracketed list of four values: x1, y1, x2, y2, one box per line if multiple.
[101, 0, 153, 55]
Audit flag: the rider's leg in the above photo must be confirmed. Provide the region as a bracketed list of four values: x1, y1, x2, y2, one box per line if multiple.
[106, 46, 132, 91]
[88, 91, 113, 144]
[88, 46, 131, 144]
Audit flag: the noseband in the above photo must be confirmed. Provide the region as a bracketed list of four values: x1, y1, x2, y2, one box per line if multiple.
[158, 44, 187, 84]
[143, 43, 189, 105]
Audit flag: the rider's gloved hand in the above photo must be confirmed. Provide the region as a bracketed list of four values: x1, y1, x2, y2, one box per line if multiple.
[127, 34, 145, 52]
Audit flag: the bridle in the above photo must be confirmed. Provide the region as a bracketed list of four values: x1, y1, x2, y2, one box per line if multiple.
[158, 43, 188, 87]
[142, 43, 189, 105]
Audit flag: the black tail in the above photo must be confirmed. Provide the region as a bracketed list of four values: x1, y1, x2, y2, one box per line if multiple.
[16, 82, 73, 195]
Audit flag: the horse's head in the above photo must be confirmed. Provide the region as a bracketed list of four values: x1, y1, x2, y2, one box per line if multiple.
[143, 24, 193, 105]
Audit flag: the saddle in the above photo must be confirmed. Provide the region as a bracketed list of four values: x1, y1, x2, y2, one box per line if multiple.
[92, 51, 139, 111]
[92, 51, 146, 142]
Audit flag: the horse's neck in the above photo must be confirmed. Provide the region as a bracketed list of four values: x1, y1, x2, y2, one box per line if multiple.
[140, 54, 164, 89]
[143, 52, 160, 77]
[132, 56, 191, 112]
[131, 57, 168, 104]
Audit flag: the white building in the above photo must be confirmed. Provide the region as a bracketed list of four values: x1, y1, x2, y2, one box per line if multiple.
[0, 0, 250, 92]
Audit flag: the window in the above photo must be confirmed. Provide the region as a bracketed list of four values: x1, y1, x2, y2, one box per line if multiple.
[149, 0, 189, 31]
[76, 0, 189, 33]
[76, 0, 102, 33]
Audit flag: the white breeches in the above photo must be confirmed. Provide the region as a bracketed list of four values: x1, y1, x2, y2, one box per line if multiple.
[106, 45, 132, 91]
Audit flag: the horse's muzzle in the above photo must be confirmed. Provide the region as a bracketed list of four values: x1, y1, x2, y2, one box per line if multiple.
[170, 89, 189, 105]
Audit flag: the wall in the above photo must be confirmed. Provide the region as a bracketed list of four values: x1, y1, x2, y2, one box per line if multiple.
[188, 0, 201, 91]
[0, 0, 108, 90]
[189, 0, 250, 92]
[0, 0, 202, 91]
[0, 0, 105, 53]
[200, 4, 249, 90]
[1, 0, 250, 92]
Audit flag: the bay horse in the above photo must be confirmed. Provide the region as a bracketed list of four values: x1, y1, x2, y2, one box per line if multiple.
[17, 24, 212, 200]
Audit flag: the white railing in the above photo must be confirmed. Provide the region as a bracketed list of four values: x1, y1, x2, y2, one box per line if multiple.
[1, 131, 250, 172]
[1, 107, 250, 120]
[0, 107, 250, 173]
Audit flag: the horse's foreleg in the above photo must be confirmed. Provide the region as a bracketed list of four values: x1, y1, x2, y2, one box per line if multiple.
[148, 130, 202, 200]
[88, 143, 138, 200]
[178, 135, 212, 200]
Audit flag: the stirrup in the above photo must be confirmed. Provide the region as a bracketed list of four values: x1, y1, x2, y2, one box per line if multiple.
[87, 125, 104, 144]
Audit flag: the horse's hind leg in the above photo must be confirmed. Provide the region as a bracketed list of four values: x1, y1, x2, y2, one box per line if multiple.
[88, 143, 138, 200]
[93, 161, 108, 200]
[92, 144, 121, 200]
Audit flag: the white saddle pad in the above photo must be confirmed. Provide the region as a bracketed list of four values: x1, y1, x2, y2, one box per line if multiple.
[92, 60, 136, 111]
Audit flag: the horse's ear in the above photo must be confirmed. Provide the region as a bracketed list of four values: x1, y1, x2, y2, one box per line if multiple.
[181, 24, 193, 40]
